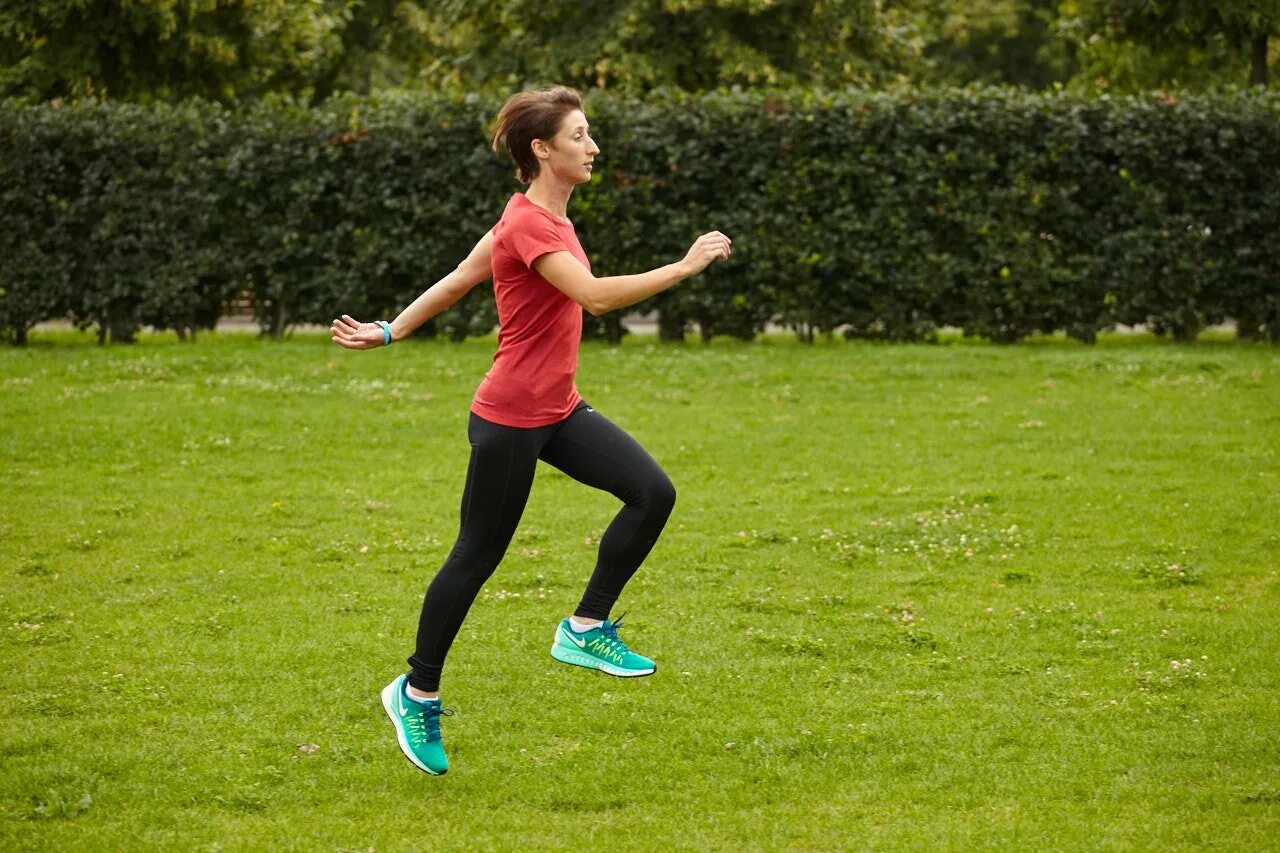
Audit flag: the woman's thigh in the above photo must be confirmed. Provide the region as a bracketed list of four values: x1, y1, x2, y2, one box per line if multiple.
[456, 413, 545, 550]
[539, 405, 672, 503]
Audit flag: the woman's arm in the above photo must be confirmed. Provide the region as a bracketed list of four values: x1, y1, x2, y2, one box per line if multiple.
[386, 229, 495, 341]
[531, 231, 731, 317]
[332, 229, 495, 349]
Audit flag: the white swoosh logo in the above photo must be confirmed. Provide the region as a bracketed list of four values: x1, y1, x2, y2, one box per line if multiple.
[564, 627, 586, 648]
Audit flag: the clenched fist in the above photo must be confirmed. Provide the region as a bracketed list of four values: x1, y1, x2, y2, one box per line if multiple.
[681, 231, 733, 276]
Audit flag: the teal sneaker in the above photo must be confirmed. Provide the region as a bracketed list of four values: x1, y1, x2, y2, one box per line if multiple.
[380, 674, 453, 775]
[550, 614, 656, 677]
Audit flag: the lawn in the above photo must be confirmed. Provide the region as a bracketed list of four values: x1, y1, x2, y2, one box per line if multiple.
[2, 329, 1278, 850]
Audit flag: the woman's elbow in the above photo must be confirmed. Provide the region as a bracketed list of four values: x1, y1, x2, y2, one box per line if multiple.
[456, 260, 489, 289]
[584, 293, 611, 317]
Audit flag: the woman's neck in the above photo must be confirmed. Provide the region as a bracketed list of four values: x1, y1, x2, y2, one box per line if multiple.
[523, 177, 574, 220]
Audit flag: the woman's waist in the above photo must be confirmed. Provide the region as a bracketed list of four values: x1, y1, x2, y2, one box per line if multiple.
[478, 365, 577, 392]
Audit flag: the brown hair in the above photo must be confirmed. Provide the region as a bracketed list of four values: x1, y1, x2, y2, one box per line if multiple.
[489, 86, 584, 185]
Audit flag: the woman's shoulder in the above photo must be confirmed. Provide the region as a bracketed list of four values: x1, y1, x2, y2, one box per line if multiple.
[508, 193, 572, 226]
[497, 194, 568, 240]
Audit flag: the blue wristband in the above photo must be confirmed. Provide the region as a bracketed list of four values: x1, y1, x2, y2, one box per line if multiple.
[377, 321, 391, 346]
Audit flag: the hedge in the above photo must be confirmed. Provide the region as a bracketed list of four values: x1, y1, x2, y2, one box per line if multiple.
[2, 88, 1277, 345]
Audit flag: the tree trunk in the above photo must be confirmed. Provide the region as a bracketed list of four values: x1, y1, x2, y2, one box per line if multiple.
[604, 315, 625, 345]
[1171, 312, 1202, 344]
[658, 306, 685, 342]
[1251, 33, 1268, 88]
[110, 316, 136, 344]
[13, 324, 28, 346]
[310, 67, 341, 108]
[1234, 312, 1261, 341]
[270, 299, 288, 340]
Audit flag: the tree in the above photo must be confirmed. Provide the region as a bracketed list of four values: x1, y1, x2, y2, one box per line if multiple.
[1063, 0, 1280, 89]
[0, 0, 337, 103]
[913, 0, 1079, 88]
[307, 0, 443, 104]
[410, 0, 925, 94]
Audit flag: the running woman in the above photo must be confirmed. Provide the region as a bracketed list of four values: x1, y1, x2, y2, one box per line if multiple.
[331, 86, 731, 775]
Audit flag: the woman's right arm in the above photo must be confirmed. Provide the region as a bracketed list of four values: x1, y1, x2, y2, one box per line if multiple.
[532, 231, 732, 317]
[386, 229, 495, 341]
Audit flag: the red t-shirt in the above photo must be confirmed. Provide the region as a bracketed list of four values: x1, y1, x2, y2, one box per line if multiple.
[470, 193, 589, 427]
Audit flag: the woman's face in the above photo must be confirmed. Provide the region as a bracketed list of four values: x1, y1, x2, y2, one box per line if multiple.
[537, 109, 600, 185]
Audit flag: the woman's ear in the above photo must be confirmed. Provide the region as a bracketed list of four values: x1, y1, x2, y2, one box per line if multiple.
[531, 138, 550, 161]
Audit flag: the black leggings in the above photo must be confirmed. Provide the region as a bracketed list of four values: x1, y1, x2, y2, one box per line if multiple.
[406, 401, 676, 692]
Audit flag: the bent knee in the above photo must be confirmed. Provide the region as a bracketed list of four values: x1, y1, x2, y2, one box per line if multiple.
[645, 475, 676, 515]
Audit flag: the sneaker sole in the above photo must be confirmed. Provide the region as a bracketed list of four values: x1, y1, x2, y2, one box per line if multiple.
[550, 642, 656, 677]
[380, 679, 446, 776]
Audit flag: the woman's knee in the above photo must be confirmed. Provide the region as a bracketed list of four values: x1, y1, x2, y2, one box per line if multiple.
[438, 541, 507, 588]
[643, 473, 677, 517]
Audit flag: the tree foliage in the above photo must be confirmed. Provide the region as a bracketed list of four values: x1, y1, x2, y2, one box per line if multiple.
[413, 0, 913, 92]
[0, 0, 340, 103]
[916, 0, 1078, 88]
[1062, 0, 1280, 89]
[2, 0, 1276, 103]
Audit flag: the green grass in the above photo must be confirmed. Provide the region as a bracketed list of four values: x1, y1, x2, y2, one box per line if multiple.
[2, 329, 1279, 850]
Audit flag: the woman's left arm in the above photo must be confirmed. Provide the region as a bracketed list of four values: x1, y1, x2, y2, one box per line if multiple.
[384, 229, 494, 342]
[330, 227, 494, 348]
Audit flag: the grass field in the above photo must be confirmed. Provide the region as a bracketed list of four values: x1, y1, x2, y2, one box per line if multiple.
[2, 329, 1278, 850]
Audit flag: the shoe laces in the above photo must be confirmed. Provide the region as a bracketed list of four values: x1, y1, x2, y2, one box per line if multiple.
[599, 611, 632, 654]
[408, 703, 454, 744]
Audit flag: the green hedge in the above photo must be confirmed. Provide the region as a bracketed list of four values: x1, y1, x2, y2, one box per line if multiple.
[2, 89, 1277, 345]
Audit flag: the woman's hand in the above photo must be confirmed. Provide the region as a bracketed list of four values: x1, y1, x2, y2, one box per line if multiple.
[681, 231, 733, 276]
[331, 315, 387, 350]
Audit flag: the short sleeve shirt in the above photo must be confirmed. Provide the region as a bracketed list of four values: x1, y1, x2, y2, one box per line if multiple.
[470, 193, 589, 427]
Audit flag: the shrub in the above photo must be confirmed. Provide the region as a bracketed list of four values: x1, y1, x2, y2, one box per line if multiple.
[2, 88, 1276, 345]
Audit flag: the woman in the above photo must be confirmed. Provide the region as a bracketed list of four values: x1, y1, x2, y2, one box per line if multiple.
[331, 86, 731, 775]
